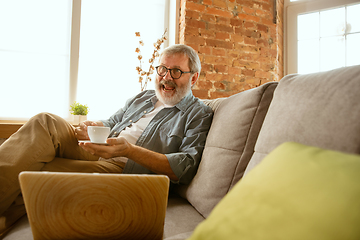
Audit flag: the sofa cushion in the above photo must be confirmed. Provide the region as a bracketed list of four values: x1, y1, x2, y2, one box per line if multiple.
[246, 65, 360, 174]
[175, 82, 278, 218]
[188, 142, 360, 240]
[163, 195, 204, 240]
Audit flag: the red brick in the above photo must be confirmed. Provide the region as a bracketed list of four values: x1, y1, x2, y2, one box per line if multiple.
[186, 26, 201, 36]
[201, 63, 214, 73]
[257, 24, 268, 33]
[243, 6, 255, 15]
[196, 79, 213, 89]
[202, 0, 213, 6]
[261, 3, 272, 12]
[185, 35, 206, 46]
[229, 67, 242, 75]
[186, 2, 206, 12]
[216, 16, 230, 25]
[214, 64, 228, 73]
[186, 43, 199, 51]
[230, 34, 244, 43]
[179, 0, 283, 98]
[206, 39, 233, 49]
[206, 7, 233, 18]
[204, 55, 230, 65]
[230, 18, 243, 27]
[200, 29, 216, 38]
[210, 91, 235, 99]
[213, 48, 226, 56]
[243, 21, 256, 29]
[257, 38, 269, 47]
[199, 46, 212, 55]
[242, 69, 255, 77]
[213, 0, 227, 9]
[244, 37, 256, 45]
[206, 72, 224, 81]
[214, 81, 226, 90]
[216, 32, 230, 41]
[193, 89, 210, 99]
[236, 0, 254, 9]
[255, 70, 272, 79]
[186, 9, 201, 19]
[237, 13, 261, 23]
[202, 13, 216, 23]
[256, 9, 269, 19]
[261, 17, 275, 26]
[240, 29, 261, 38]
[208, 23, 234, 33]
[186, 18, 206, 29]
[201, 63, 214, 72]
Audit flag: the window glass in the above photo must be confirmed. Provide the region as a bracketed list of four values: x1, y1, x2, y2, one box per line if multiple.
[347, 3, 360, 33]
[0, 0, 170, 121]
[320, 7, 345, 37]
[296, 3, 360, 74]
[298, 12, 319, 40]
[77, 0, 167, 120]
[320, 36, 345, 71]
[0, 0, 71, 120]
[347, 33, 360, 66]
[298, 39, 320, 74]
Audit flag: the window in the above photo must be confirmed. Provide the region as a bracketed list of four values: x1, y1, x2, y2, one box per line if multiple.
[285, 0, 360, 74]
[0, 0, 178, 122]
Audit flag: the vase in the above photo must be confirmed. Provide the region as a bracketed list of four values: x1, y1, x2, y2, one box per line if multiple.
[72, 115, 87, 125]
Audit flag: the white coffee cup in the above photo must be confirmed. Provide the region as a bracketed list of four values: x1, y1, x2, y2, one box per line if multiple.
[87, 126, 110, 143]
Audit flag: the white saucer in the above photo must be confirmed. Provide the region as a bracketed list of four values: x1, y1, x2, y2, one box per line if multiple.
[78, 140, 108, 145]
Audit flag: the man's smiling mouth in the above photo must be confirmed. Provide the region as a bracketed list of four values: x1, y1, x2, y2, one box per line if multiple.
[161, 81, 176, 92]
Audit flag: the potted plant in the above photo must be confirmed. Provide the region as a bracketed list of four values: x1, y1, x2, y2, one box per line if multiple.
[70, 101, 89, 125]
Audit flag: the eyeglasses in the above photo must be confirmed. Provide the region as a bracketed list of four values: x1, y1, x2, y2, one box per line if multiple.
[155, 65, 192, 79]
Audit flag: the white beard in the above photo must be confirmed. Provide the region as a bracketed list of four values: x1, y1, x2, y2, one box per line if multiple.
[155, 78, 192, 106]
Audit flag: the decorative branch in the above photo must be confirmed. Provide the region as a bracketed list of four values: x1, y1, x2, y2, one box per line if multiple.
[135, 29, 167, 91]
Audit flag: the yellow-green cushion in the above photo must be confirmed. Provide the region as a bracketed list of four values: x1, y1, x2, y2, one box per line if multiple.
[188, 142, 360, 240]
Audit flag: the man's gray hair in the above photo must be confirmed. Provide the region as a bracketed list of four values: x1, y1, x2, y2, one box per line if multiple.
[160, 44, 201, 74]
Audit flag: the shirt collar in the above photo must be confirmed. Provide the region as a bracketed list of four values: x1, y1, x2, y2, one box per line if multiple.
[149, 91, 195, 112]
[174, 91, 195, 112]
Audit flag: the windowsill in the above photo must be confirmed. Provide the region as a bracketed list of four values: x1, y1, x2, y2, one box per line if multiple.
[0, 123, 24, 138]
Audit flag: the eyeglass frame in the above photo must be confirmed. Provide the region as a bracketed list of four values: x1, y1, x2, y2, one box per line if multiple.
[155, 65, 192, 79]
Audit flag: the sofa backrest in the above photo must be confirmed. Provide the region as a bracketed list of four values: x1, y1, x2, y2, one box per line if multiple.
[175, 82, 278, 218]
[245, 64, 360, 174]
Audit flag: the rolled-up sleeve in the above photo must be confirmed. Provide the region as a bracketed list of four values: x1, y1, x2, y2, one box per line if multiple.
[166, 109, 213, 184]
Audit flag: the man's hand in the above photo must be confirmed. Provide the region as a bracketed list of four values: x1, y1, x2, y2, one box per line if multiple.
[79, 137, 131, 159]
[79, 137, 179, 181]
[74, 120, 104, 140]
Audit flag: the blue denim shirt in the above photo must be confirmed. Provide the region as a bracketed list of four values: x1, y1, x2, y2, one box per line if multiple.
[101, 90, 213, 184]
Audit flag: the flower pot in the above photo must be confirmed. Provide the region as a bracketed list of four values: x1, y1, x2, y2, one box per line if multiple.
[72, 115, 87, 125]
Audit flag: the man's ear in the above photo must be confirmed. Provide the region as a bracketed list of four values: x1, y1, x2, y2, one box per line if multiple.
[191, 72, 199, 86]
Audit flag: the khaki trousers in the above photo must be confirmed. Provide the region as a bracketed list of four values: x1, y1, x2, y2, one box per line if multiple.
[0, 113, 125, 218]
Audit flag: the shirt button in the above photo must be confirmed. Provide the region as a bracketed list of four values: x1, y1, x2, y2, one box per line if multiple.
[144, 111, 147, 114]
[129, 120, 132, 123]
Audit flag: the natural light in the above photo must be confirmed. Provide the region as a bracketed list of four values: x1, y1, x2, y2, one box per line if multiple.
[0, 0, 170, 121]
[0, 0, 72, 120]
[77, 0, 167, 121]
[297, 3, 360, 74]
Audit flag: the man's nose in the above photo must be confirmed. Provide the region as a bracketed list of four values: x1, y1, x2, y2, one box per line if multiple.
[164, 70, 173, 80]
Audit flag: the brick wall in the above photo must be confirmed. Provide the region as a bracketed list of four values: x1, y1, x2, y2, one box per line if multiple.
[179, 0, 284, 99]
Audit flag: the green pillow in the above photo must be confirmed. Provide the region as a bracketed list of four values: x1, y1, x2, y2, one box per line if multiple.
[188, 142, 360, 240]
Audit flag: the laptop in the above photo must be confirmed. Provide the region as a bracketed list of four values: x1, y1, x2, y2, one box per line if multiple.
[19, 171, 170, 240]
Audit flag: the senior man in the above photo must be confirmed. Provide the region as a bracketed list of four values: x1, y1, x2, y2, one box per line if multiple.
[0, 44, 213, 235]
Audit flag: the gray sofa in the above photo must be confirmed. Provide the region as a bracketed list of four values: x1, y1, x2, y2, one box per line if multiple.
[3, 64, 360, 239]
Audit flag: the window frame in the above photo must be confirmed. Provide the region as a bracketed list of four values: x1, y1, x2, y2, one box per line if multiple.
[0, 0, 179, 124]
[284, 0, 360, 75]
